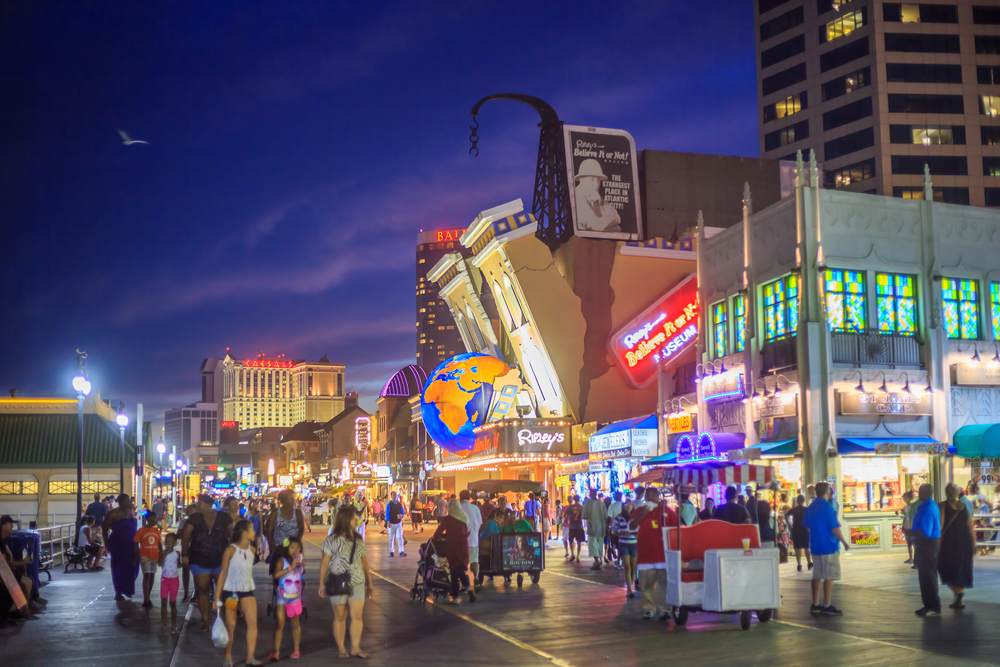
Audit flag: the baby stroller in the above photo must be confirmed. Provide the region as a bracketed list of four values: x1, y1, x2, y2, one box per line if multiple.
[409, 537, 452, 602]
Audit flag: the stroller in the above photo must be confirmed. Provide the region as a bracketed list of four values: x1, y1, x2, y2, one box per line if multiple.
[409, 537, 452, 602]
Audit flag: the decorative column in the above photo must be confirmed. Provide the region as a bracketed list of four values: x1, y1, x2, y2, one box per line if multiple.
[742, 183, 757, 445]
[695, 211, 709, 437]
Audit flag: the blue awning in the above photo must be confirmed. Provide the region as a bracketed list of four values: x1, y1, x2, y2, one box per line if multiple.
[758, 439, 798, 456]
[643, 452, 677, 465]
[592, 414, 657, 436]
[837, 436, 947, 455]
[953, 424, 1000, 459]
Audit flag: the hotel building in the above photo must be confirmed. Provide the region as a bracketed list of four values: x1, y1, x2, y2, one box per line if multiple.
[416, 229, 468, 375]
[755, 0, 1000, 206]
[221, 353, 346, 429]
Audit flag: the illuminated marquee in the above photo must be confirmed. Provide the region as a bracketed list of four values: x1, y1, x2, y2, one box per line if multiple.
[220, 421, 238, 428]
[355, 416, 372, 451]
[607, 274, 698, 388]
[244, 358, 294, 368]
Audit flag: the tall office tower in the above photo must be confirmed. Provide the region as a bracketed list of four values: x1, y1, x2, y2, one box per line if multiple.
[416, 228, 467, 375]
[756, 0, 1000, 206]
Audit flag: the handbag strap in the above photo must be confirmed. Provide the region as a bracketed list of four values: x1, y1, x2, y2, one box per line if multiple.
[348, 536, 358, 565]
[942, 503, 962, 536]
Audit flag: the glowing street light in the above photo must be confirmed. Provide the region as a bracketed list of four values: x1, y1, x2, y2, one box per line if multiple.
[116, 403, 129, 493]
[72, 350, 91, 531]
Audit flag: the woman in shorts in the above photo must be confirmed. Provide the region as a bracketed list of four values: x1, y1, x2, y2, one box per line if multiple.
[319, 507, 374, 660]
[611, 500, 638, 599]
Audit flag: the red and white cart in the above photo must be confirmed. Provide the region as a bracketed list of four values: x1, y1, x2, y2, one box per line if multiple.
[661, 463, 781, 630]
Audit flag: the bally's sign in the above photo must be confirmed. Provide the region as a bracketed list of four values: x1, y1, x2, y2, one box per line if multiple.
[839, 392, 933, 416]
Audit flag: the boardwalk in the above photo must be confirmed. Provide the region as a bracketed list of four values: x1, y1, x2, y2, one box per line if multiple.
[5, 525, 999, 667]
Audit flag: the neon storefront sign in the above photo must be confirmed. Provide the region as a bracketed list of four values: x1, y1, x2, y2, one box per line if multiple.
[676, 432, 726, 464]
[435, 228, 466, 242]
[516, 428, 566, 450]
[244, 359, 294, 368]
[607, 274, 699, 388]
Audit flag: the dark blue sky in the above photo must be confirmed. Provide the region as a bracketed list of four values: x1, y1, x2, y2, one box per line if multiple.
[1, 0, 758, 421]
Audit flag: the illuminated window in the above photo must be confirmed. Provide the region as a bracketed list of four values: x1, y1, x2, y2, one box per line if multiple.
[942, 278, 979, 339]
[763, 275, 799, 341]
[876, 273, 916, 336]
[733, 294, 746, 352]
[825, 269, 866, 332]
[820, 8, 866, 43]
[762, 93, 807, 123]
[992, 283, 1000, 339]
[712, 302, 728, 358]
[503, 274, 526, 327]
[492, 282, 514, 330]
[981, 96, 1000, 117]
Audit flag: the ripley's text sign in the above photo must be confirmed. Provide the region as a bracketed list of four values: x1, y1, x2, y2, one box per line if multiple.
[839, 392, 932, 416]
[607, 274, 698, 388]
[563, 126, 643, 241]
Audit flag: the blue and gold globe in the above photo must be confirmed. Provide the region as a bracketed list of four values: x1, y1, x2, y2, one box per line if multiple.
[420, 353, 511, 453]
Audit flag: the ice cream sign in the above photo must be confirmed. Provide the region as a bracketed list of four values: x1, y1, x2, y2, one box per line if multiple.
[608, 274, 698, 388]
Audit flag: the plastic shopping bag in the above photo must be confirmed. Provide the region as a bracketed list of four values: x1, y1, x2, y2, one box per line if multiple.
[211, 611, 229, 648]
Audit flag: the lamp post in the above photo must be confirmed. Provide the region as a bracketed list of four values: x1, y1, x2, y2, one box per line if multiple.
[116, 403, 129, 494]
[169, 450, 178, 514]
[72, 351, 91, 531]
[156, 442, 165, 500]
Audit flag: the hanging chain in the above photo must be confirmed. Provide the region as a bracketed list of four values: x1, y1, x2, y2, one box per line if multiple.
[469, 116, 479, 157]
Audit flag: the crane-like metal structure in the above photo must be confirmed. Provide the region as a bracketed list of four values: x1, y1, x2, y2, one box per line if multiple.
[469, 94, 572, 249]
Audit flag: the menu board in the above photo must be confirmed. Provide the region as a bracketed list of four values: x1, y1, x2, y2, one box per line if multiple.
[500, 534, 543, 571]
[891, 523, 907, 545]
[841, 457, 898, 483]
[850, 524, 882, 547]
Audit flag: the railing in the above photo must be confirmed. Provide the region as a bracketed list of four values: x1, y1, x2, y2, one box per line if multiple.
[974, 513, 1000, 550]
[761, 335, 798, 373]
[831, 329, 922, 367]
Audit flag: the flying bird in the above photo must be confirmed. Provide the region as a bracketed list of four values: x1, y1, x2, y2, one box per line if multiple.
[116, 129, 148, 145]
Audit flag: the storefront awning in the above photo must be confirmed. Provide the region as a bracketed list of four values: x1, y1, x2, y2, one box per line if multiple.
[953, 424, 1000, 459]
[592, 414, 657, 435]
[758, 439, 798, 456]
[643, 452, 677, 465]
[837, 436, 949, 455]
[621, 468, 667, 487]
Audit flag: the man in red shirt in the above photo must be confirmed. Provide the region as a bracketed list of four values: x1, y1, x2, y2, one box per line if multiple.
[629, 487, 678, 619]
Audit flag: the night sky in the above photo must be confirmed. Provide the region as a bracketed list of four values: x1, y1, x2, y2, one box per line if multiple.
[1, 0, 758, 423]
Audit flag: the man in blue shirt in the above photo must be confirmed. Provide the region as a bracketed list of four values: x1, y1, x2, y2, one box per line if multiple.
[84, 493, 108, 532]
[802, 481, 850, 615]
[911, 483, 942, 616]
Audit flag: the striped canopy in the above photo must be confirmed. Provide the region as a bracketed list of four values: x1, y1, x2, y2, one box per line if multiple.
[661, 464, 773, 490]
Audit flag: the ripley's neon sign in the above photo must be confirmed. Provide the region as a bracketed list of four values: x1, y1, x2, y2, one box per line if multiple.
[244, 359, 294, 368]
[608, 274, 699, 388]
[516, 429, 565, 450]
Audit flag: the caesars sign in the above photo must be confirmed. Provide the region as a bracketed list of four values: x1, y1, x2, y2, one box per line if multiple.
[608, 274, 698, 388]
[563, 125, 643, 241]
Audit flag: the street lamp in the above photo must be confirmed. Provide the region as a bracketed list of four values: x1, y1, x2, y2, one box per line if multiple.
[72, 351, 91, 531]
[155, 442, 165, 498]
[116, 403, 129, 494]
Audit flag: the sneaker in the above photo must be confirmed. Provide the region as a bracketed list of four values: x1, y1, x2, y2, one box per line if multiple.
[822, 605, 843, 616]
[915, 607, 940, 617]
[400, 552, 407, 557]
[590, 563, 601, 570]
[810, 604, 823, 615]
[390, 553, 395, 557]
[903, 558, 913, 564]
[642, 611, 656, 620]
[807, 562, 814, 570]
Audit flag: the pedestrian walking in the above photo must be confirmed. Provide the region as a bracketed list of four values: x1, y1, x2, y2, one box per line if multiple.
[386, 492, 406, 557]
[177, 504, 196, 601]
[540, 497, 552, 543]
[582, 490, 608, 570]
[898, 491, 917, 565]
[459, 491, 483, 589]
[803, 482, 849, 615]
[85, 492, 109, 531]
[265, 490, 305, 568]
[301, 498, 312, 533]
[269, 537, 304, 661]
[101, 493, 139, 601]
[697, 498, 715, 522]
[713, 486, 752, 524]
[133, 512, 162, 607]
[214, 519, 261, 666]
[565, 495, 585, 562]
[939, 483, 974, 610]
[410, 493, 423, 534]
[912, 483, 942, 616]
[356, 494, 370, 540]
[181, 493, 235, 632]
[677, 493, 697, 527]
[611, 500, 637, 599]
[757, 501, 777, 548]
[786, 495, 812, 571]
[434, 499, 477, 604]
[629, 488, 677, 619]
[158, 532, 181, 635]
[319, 507, 373, 659]
[322, 498, 332, 527]
[523, 493, 540, 530]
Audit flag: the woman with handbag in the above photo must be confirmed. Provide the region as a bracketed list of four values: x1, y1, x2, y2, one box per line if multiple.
[319, 506, 373, 659]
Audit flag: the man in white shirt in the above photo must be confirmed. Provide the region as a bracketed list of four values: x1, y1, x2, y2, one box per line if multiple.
[607, 492, 623, 568]
[459, 490, 484, 589]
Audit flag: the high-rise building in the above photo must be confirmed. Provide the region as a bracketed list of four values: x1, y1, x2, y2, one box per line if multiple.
[164, 402, 219, 454]
[755, 0, 1000, 206]
[221, 353, 346, 429]
[416, 228, 467, 374]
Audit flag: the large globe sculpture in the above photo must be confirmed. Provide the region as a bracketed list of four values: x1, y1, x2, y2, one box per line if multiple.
[421, 352, 512, 453]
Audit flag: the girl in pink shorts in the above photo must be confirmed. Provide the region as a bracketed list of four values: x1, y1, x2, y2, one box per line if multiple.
[269, 538, 304, 660]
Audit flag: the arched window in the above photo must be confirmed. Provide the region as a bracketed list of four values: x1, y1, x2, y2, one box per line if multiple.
[455, 311, 474, 351]
[521, 341, 559, 405]
[492, 281, 514, 330]
[503, 273, 525, 327]
[466, 304, 485, 349]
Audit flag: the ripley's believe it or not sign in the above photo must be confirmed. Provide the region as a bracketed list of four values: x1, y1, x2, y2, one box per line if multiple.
[608, 274, 698, 388]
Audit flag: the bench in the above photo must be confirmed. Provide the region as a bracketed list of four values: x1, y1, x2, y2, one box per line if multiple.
[38, 550, 54, 581]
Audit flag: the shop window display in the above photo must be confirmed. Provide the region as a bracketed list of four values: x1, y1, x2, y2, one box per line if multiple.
[824, 269, 866, 332]
[841, 456, 927, 512]
[876, 272, 916, 335]
[941, 277, 979, 339]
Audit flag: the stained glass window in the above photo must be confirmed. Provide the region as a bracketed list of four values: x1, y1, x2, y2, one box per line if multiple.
[825, 269, 867, 332]
[763, 274, 799, 341]
[733, 294, 747, 352]
[712, 302, 728, 358]
[876, 272, 916, 336]
[992, 282, 1000, 340]
[941, 278, 979, 339]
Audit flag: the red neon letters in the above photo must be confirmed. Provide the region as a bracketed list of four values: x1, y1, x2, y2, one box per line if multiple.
[220, 421, 237, 428]
[243, 359, 294, 368]
[435, 228, 466, 242]
[607, 274, 699, 388]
